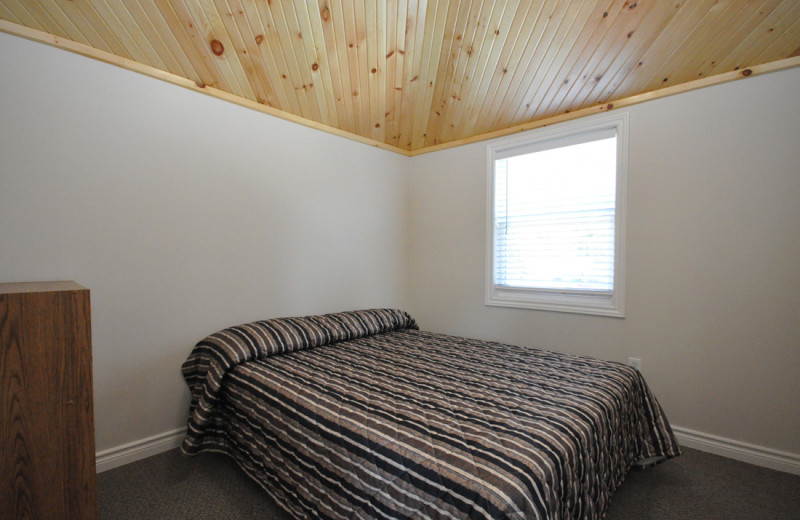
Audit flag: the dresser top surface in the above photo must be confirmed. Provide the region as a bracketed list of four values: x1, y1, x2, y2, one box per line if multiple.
[0, 281, 87, 295]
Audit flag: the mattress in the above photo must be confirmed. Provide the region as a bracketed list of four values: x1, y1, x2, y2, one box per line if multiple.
[182, 309, 680, 520]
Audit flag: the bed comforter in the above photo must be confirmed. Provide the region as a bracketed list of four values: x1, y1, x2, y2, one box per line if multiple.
[182, 309, 680, 520]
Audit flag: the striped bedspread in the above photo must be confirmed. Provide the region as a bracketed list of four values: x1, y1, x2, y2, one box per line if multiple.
[182, 309, 680, 520]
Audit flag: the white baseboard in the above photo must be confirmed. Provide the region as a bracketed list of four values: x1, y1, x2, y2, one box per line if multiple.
[95, 427, 186, 473]
[94, 424, 800, 477]
[672, 425, 800, 476]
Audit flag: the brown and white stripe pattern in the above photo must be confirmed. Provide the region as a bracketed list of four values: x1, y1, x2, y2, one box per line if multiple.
[182, 310, 680, 519]
[182, 308, 418, 451]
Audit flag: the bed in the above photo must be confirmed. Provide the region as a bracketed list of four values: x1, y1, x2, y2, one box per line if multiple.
[181, 308, 680, 520]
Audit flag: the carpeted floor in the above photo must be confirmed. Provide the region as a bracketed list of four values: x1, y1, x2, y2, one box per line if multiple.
[97, 447, 800, 520]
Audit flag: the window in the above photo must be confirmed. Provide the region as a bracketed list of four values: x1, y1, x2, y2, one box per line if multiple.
[486, 113, 628, 317]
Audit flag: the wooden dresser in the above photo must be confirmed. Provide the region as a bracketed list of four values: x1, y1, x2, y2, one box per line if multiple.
[1, 281, 97, 520]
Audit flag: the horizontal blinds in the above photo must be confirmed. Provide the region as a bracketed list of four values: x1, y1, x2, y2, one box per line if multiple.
[494, 135, 616, 293]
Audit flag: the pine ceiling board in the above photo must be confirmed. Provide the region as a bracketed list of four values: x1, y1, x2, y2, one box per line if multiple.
[439, 0, 527, 144]
[397, 0, 427, 149]
[210, 0, 255, 100]
[292, 0, 337, 127]
[596, 0, 718, 107]
[219, 0, 277, 109]
[221, 0, 272, 103]
[374, 0, 390, 141]
[540, 0, 644, 118]
[301, 1, 343, 129]
[484, 0, 580, 135]
[556, 0, 664, 115]
[455, 0, 524, 142]
[92, 0, 165, 69]
[710, 0, 799, 75]
[436, 0, 513, 146]
[0, 5, 14, 24]
[104, 1, 168, 68]
[699, 0, 799, 77]
[24, 0, 96, 49]
[153, 0, 216, 89]
[435, 0, 506, 145]
[461, 0, 551, 142]
[1, 1, 41, 31]
[391, 0, 410, 145]
[339, 0, 366, 134]
[354, 0, 374, 135]
[445, 0, 496, 128]
[621, 0, 770, 97]
[59, 0, 130, 58]
[165, 1, 231, 92]
[232, 0, 282, 108]
[357, 0, 377, 135]
[383, 0, 403, 144]
[127, 1, 192, 78]
[177, 1, 238, 93]
[350, 0, 372, 135]
[464, 0, 579, 142]
[253, 0, 306, 118]
[403, 0, 447, 148]
[695, 0, 790, 79]
[761, 2, 800, 56]
[656, 1, 761, 84]
[755, 9, 800, 62]
[561, 0, 680, 116]
[704, 0, 787, 76]
[366, 0, 386, 141]
[263, 0, 317, 120]
[382, 0, 396, 138]
[423, 0, 476, 146]
[2, 0, 799, 153]
[528, 0, 625, 124]
[375, 0, 390, 142]
[14, 1, 68, 38]
[323, 0, 358, 134]
[214, 0, 260, 98]
[438, 0, 498, 143]
[418, 0, 476, 144]
[515, 1, 607, 125]
[31, 0, 97, 49]
[195, 1, 255, 99]
[409, 0, 450, 149]
[491, 1, 585, 134]
[644, 0, 773, 89]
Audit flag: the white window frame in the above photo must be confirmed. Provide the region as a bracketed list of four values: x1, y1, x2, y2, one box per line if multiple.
[486, 112, 628, 317]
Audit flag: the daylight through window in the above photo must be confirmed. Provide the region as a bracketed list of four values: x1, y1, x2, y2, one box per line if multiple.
[487, 114, 627, 316]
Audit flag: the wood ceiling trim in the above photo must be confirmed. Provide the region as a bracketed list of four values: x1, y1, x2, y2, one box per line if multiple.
[0, 19, 409, 155]
[408, 53, 800, 156]
[2, 18, 799, 158]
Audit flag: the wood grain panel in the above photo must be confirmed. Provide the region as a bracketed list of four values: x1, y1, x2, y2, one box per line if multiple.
[0, 282, 96, 520]
[1, 0, 798, 153]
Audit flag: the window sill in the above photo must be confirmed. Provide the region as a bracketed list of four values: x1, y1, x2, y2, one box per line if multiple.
[486, 287, 625, 317]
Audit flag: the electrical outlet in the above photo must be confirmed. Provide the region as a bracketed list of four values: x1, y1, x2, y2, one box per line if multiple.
[628, 357, 642, 371]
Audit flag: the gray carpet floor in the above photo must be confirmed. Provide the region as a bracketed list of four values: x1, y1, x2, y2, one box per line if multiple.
[98, 447, 800, 519]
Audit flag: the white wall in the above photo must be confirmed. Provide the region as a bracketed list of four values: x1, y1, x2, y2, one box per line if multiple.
[0, 33, 408, 452]
[407, 67, 800, 456]
[3, 30, 799, 464]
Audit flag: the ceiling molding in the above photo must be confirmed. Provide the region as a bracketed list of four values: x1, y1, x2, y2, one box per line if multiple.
[0, 19, 409, 156]
[408, 54, 800, 156]
[2, 0, 799, 158]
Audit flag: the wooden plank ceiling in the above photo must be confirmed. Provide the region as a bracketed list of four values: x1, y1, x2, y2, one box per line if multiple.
[1, 1, 799, 154]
